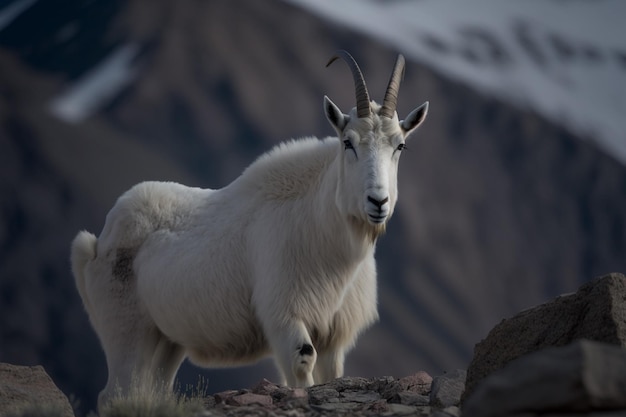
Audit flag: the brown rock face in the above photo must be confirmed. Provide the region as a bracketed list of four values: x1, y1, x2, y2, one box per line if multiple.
[463, 272, 626, 401]
[462, 340, 626, 417]
[0, 363, 74, 417]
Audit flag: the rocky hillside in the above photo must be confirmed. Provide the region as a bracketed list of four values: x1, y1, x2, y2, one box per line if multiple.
[2, 273, 625, 417]
[1, 0, 626, 412]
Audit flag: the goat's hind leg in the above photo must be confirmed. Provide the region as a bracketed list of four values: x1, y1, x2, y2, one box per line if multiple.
[96, 325, 151, 410]
[97, 326, 185, 409]
[148, 331, 186, 391]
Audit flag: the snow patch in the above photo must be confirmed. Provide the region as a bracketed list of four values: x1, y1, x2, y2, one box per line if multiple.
[49, 44, 139, 123]
[285, 0, 626, 164]
[0, 0, 37, 31]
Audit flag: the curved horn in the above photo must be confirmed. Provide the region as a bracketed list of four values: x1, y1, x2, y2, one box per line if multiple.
[326, 50, 371, 118]
[380, 54, 406, 119]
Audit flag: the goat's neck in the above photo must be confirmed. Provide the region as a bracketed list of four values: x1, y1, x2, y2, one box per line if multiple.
[314, 156, 375, 261]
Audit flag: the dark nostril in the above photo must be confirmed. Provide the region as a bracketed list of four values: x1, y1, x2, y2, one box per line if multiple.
[367, 196, 389, 208]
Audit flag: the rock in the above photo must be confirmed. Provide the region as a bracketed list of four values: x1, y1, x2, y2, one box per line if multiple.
[327, 376, 370, 392]
[379, 380, 406, 401]
[288, 388, 308, 400]
[366, 399, 390, 413]
[269, 386, 294, 403]
[462, 340, 626, 417]
[252, 378, 280, 395]
[307, 386, 340, 404]
[368, 375, 396, 392]
[0, 363, 74, 417]
[205, 373, 466, 416]
[398, 371, 433, 395]
[225, 392, 273, 407]
[432, 406, 461, 417]
[430, 369, 466, 408]
[391, 391, 430, 406]
[311, 402, 360, 412]
[463, 272, 626, 400]
[340, 390, 381, 403]
[213, 389, 239, 404]
[386, 403, 423, 415]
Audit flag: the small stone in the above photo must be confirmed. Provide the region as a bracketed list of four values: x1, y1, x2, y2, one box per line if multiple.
[430, 369, 466, 408]
[379, 380, 405, 401]
[213, 389, 239, 404]
[328, 376, 369, 391]
[391, 391, 430, 406]
[289, 388, 308, 399]
[308, 387, 340, 404]
[340, 390, 381, 403]
[281, 387, 308, 408]
[367, 400, 390, 413]
[431, 406, 461, 417]
[225, 392, 273, 407]
[368, 375, 396, 392]
[253, 378, 280, 395]
[270, 386, 293, 402]
[399, 371, 433, 394]
[385, 403, 420, 415]
[442, 406, 461, 416]
[311, 402, 360, 412]
[278, 410, 307, 417]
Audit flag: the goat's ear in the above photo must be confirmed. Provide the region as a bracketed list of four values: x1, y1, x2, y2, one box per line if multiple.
[400, 101, 429, 138]
[324, 96, 349, 133]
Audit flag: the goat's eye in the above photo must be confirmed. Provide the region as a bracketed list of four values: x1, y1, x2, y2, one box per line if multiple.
[343, 140, 354, 150]
[396, 143, 407, 152]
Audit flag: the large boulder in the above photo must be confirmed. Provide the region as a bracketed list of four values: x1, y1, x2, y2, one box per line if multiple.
[462, 340, 626, 417]
[463, 272, 626, 400]
[0, 363, 74, 417]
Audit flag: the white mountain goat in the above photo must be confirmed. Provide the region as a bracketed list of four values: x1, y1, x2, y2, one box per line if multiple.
[71, 50, 428, 408]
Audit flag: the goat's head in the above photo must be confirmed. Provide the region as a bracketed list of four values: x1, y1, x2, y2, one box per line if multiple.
[325, 50, 428, 237]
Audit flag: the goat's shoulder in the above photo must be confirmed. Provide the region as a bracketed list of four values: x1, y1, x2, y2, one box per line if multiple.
[238, 137, 338, 201]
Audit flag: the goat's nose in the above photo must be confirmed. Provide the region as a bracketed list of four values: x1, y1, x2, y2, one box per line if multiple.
[367, 195, 389, 210]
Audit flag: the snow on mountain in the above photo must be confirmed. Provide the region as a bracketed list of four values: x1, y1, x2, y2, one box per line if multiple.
[49, 43, 139, 123]
[0, 0, 37, 31]
[285, 0, 626, 164]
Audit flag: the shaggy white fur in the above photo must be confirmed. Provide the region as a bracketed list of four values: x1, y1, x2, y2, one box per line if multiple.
[71, 55, 429, 410]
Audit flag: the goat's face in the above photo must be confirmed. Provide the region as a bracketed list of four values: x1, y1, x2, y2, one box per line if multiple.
[324, 51, 428, 232]
[325, 98, 428, 230]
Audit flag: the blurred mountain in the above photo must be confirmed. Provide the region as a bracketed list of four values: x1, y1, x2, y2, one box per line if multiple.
[1, 0, 625, 414]
[290, 0, 626, 164]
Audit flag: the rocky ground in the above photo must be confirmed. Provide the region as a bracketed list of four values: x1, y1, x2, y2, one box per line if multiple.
[1, 273, 625, 417]
[203, 371, 463, 417]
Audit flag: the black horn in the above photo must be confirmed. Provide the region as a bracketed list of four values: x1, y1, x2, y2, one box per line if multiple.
[326, 50, 371, 118]
[380, 54, 405, 119]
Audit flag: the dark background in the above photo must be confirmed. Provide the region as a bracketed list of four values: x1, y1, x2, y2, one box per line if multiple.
[1, 0, 625, 414]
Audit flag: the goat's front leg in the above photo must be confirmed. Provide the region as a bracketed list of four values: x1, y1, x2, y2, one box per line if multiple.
[268, 321, 317, 387]
[313, 348, 345, 384]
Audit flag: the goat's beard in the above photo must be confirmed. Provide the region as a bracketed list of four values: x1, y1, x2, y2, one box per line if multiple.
[348, 215, 387, 244]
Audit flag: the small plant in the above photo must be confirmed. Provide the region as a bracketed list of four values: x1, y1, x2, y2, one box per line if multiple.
[97, 376, 208, 417]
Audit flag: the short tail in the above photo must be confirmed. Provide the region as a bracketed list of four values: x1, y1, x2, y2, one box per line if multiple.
[71, 230, 97, 313]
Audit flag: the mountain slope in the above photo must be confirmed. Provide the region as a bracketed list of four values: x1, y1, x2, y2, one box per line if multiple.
[1, 0, 625, 412]
[287, 0, 626, 164]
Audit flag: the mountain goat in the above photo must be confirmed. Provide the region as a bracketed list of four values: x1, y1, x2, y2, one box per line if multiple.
[71, 50, 429, 408]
